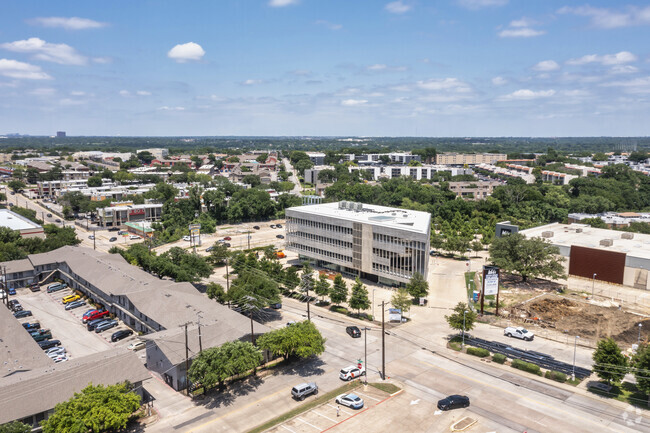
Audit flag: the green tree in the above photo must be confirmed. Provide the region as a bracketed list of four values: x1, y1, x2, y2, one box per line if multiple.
[242, 174, 261, 187]
[206, 282, 227, 304]
[405, 272, 429, 299]
[330, 274, 348, 305]
[256, 153, 269, 163]
[188, 341, 262, 390]
[40, 383, 141, 433]
[391, 288, 411, 316]
[87, 176, 102, 187]
[7, 180, 26, 192]
[445, 302, 477, 333]
[489, 233, 566, 283]
[137, 150, 155, 164]
[0, 422, 31, 433]
[592, 338, 627, 385]
[471, 239, 483, 255]
[283, 266, 300, 292]
[207, 243, 230, 266]
[632, 343, 650, 406]
[592, 152, 608, 161]
[256, 320, 326, 360]
[314, 274, 331, 302]
[295, 159, 314, 175]
[348, 277, 370, 314]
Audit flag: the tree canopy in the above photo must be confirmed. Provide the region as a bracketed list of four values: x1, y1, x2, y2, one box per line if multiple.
[188, 341, 262, 389]
[348, 277, 370, 314]
[406, 272, 429, 299]
[256, 320, 326, 360]
[592, 338, 627, 384]
[445, 302, 477, 333]
[329, 274, 348, 305]
[489, 233, 566, 282]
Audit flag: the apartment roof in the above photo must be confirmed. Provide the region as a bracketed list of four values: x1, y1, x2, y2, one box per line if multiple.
[287, 201, 430, 235]
[3, 258, 34, 274]
[0, 304, 52, 379]
[0, 209, 42, 231]
[0, 348, 150, 424]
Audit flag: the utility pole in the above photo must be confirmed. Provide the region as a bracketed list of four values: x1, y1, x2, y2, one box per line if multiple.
[247, 234, 251, 250]
[184, 323, 190, 393]
[93, 233, 96, 251]
[249, 310, 255, 344]
[364, 327, 368, 384]
[306, 286, 311, 321]
[381, 300, 386, 380]
[197, 315, 203, 353]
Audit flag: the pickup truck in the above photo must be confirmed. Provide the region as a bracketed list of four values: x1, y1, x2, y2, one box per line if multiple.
[504, 326, 534, 341]
[22, 322, 41, 331]
[31, 329, 53, 342]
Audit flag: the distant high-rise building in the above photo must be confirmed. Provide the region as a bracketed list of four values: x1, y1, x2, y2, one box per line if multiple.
[56, 131, 66, 138]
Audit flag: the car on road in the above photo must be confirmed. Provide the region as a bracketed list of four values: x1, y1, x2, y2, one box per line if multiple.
[127, 340, 146, 351]
[346, 326, 361, 338]
[339, 365, 365, 381]
[62, 294, 80, 304]
[276, 234, 284, 239]
[504, 326, 534, 341]
[270, 224, 276, 229]
[206, 246, 214, 252]
[111, 329, 134, 342]
[437, 395, 470, 411]
[108, 227, 120, 232]
[270, 302, 282, 309]
[286, 321, 297, 327]
[95, 319, 118, 333]
[38, 339, 61, 350]
[109, 237, 117, 242]
[45, 347, 66, 357]
[183, 235, 191, 241]
[8, 287, 16, 295]
[88, 235, 95, 240]
[55, 218, 61, 223]
[291, 382, 318, 401]
[118, 230, 128, 235]
[336, 393, 364, 409]
[22, 322, 41, 331]
[276, 224, 282, 228]
[65, 300, 86, 310]
[14, 310, 32, 318]
[223, 236, 232, 241]
[253, 225, 260, 230]
[129, 235, 140, 240]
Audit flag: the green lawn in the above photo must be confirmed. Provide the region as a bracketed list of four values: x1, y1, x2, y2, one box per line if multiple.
[588, 382, 649, 409]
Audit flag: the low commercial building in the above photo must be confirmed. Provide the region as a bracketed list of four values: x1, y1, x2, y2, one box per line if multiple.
[475, 163, 535, 184]
[520, 223, 650, 290]
[540, 170, 578, 185]
[97, 202, 163, 227]
[0, 208, 45, 238]
[286, 201, 430, 286]
[304, 165, 334, 184]
[436, 153, 507, 165]
[568, 212, 650, 228]
[349, 164, 470, 181]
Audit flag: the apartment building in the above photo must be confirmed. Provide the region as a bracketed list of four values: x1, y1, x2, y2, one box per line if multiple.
[540, 170, 578, 185]
[348, 165, 471, 181]
[436, 180, 502, 200]
[305, 151, 326, 166]
[285, 201, 430, 286]
[436, 153, 507, 165]
[304, 165, 335, 184]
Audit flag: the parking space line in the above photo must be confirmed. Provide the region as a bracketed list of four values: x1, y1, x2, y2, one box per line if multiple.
[280, 425, 296, 433]
[312, 410, 337, 423]
[326, 403, 353, 416]
[354, 391, 381, 402]
[296, 418, 320, 430]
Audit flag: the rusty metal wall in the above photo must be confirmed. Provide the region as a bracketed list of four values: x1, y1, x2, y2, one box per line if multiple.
[569, 245, 626, 284]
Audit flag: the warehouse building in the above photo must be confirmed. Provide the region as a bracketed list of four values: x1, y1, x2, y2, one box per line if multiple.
[0, 208, 45, 239]
[520, 223, 650, 290]
[285, 201, 430, 286]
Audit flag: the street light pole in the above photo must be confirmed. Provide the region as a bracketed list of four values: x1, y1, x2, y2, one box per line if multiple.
[592, 273, 597, 298]
[381, 300, 386, 380]
[364, 327, 368, 384]
[462, 310, 468, 347]
[572, 335, 580, 381]
[639, 323, 643, 345]
[372, 289, 376, 320]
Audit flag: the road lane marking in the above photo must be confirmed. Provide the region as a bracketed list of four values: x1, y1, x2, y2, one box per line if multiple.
[354, 391, 381, 402]
[296, 417, 321, 430]
[312, 410, 337, 423]
[280, 425, 296, 433]
[327, 403, 353, 415]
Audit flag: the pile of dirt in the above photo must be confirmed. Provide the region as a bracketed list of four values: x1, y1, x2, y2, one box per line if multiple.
[519, 295, 650, 346]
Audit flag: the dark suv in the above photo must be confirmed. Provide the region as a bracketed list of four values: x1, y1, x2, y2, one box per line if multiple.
[291, 382, 318, 401]
[346, 326, 361, 338]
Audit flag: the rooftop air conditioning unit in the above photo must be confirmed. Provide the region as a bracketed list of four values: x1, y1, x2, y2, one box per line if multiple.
[575, 228, 583, 233]
[542, 231, 554, 238]
[600, 239, 614, 247]
[621, 232, 634, 240]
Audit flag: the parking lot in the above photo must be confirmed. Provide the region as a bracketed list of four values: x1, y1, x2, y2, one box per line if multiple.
[12, 284, 139, 360]
[265, 384, 390, 433]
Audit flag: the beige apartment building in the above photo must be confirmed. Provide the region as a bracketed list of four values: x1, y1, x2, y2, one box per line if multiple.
[436, 153, 507, 165]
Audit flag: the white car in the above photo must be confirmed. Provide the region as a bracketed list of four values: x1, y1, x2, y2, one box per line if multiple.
[53, 355, 68, 363]
[504, 326, 534, 341]
[46, 347, 66, 357]
[336, 393, 364, 409]
[129, 235, 140, 240]
[183, 235, 191, 241]
[339, 365, 365, 381]
[128, 341, 146, 351]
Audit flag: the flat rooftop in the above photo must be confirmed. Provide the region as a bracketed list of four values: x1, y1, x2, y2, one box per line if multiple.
[0, 209, 42, 231]
[520, 223, 650, 260]
[287, 201, 430, 235]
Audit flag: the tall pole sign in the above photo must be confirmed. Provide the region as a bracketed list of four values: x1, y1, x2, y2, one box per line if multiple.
[481, 265, 500, 315]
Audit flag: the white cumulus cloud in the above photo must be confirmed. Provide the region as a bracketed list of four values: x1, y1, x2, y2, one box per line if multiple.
[567, 51, 637, 66]
[119, 90, 130, 97]
[533, 60, 560, 71]
[492, 76, 508, 85]
[499, 27, 545, 38]
[0, 58, 51, 79]
[157, 106, 186, 111]
[28, 17, 107, 30]
[500, 89, 556, 100]
[558, 5, 650, 29]
[385, 1, 411, 14]
[341, 99, 368, 106]
[269, 0, 299, 7]
[136, 90, 151, 96]
[457, 0, 508, 10]
[416, 78, 471, 92]
[29, 87, 56, 96]
[0, 38, 87, 65]
[242, 79, 263, 86]
[167, 42, 205, 63]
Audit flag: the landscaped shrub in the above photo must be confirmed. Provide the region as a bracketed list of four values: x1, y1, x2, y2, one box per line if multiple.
[545, 370, 567, 383]
[492, 353, 507, 364]
[466, 347, 490, 358]
[329, 305, 348, 315]
[511, 359, 542, 376]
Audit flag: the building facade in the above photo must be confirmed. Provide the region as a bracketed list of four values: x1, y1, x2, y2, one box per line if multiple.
[348, 164, 470, 181]
[436, 153, 507, 165]
[285, 201, 430, 286]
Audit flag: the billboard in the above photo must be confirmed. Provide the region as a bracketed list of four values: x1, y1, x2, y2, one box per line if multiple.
[482, 266, 500, 296]
[388, 308, 402, 322]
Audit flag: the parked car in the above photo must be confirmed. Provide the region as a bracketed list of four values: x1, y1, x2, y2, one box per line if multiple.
[65, 300, 86, 310]
[253, 225, 260, 230]
[129, 235, 140, 240]
[14, 310, 32, 318]
[224, 243, 231, 247]
[55, 218, 61, 223]
[336, 393, 364, 409]
[83, 310, 109, 324]
[8, 299, 21, 310]
[62, 294, 80, 304]
[276, 234, 284, 239]
[437, 395, 470, 411]
[270, 224, 276, 229]
[31, 329, 53, 342]
[291, 382, 318, 401]
[270, 303, 282, 309]
[118, 230, 128, 235]
[108, 227, 120, 232]
[346, 326, 361, 338]
[22, 322, 41, 331]
[223, 236, 232, 241]
[53, 355, 68, 363]
[38, 340, 61, 350]
[339, 365, 365, 381]
[111, 329, 134, 342]
[0, 289, 5, 300]
[276, 224, 283, 228]
[504, 326, 534, 341]
[109, 237, 117, 242]
[95, 319, 118, 333]
[45, 347, 66, 357]
[205, 246, 214, 252]
[183, 235, 191, 241]
[8, 287, 16, 295]
[127, 340, 146, 351]
[47, 282, 67, 293]
[87, 318, 111, 331]
[88, 235, 95, 240]
[29, 283, 41, 292]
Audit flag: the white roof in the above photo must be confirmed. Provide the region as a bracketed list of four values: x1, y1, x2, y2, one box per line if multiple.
[0, 209, 42, 231]
[287, 201, 430, 235]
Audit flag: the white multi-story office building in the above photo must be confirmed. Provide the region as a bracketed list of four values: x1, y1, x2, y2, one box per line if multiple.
[285, 201, 430, 286]
[348, 164, 471, 181]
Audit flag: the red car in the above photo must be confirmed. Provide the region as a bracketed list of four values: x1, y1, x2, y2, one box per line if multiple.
[83, 309, 109, 323]
[223, 236, 231, 241]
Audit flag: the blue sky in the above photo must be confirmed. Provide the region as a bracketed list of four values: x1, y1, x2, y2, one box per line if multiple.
[1, 0, 649, 137]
